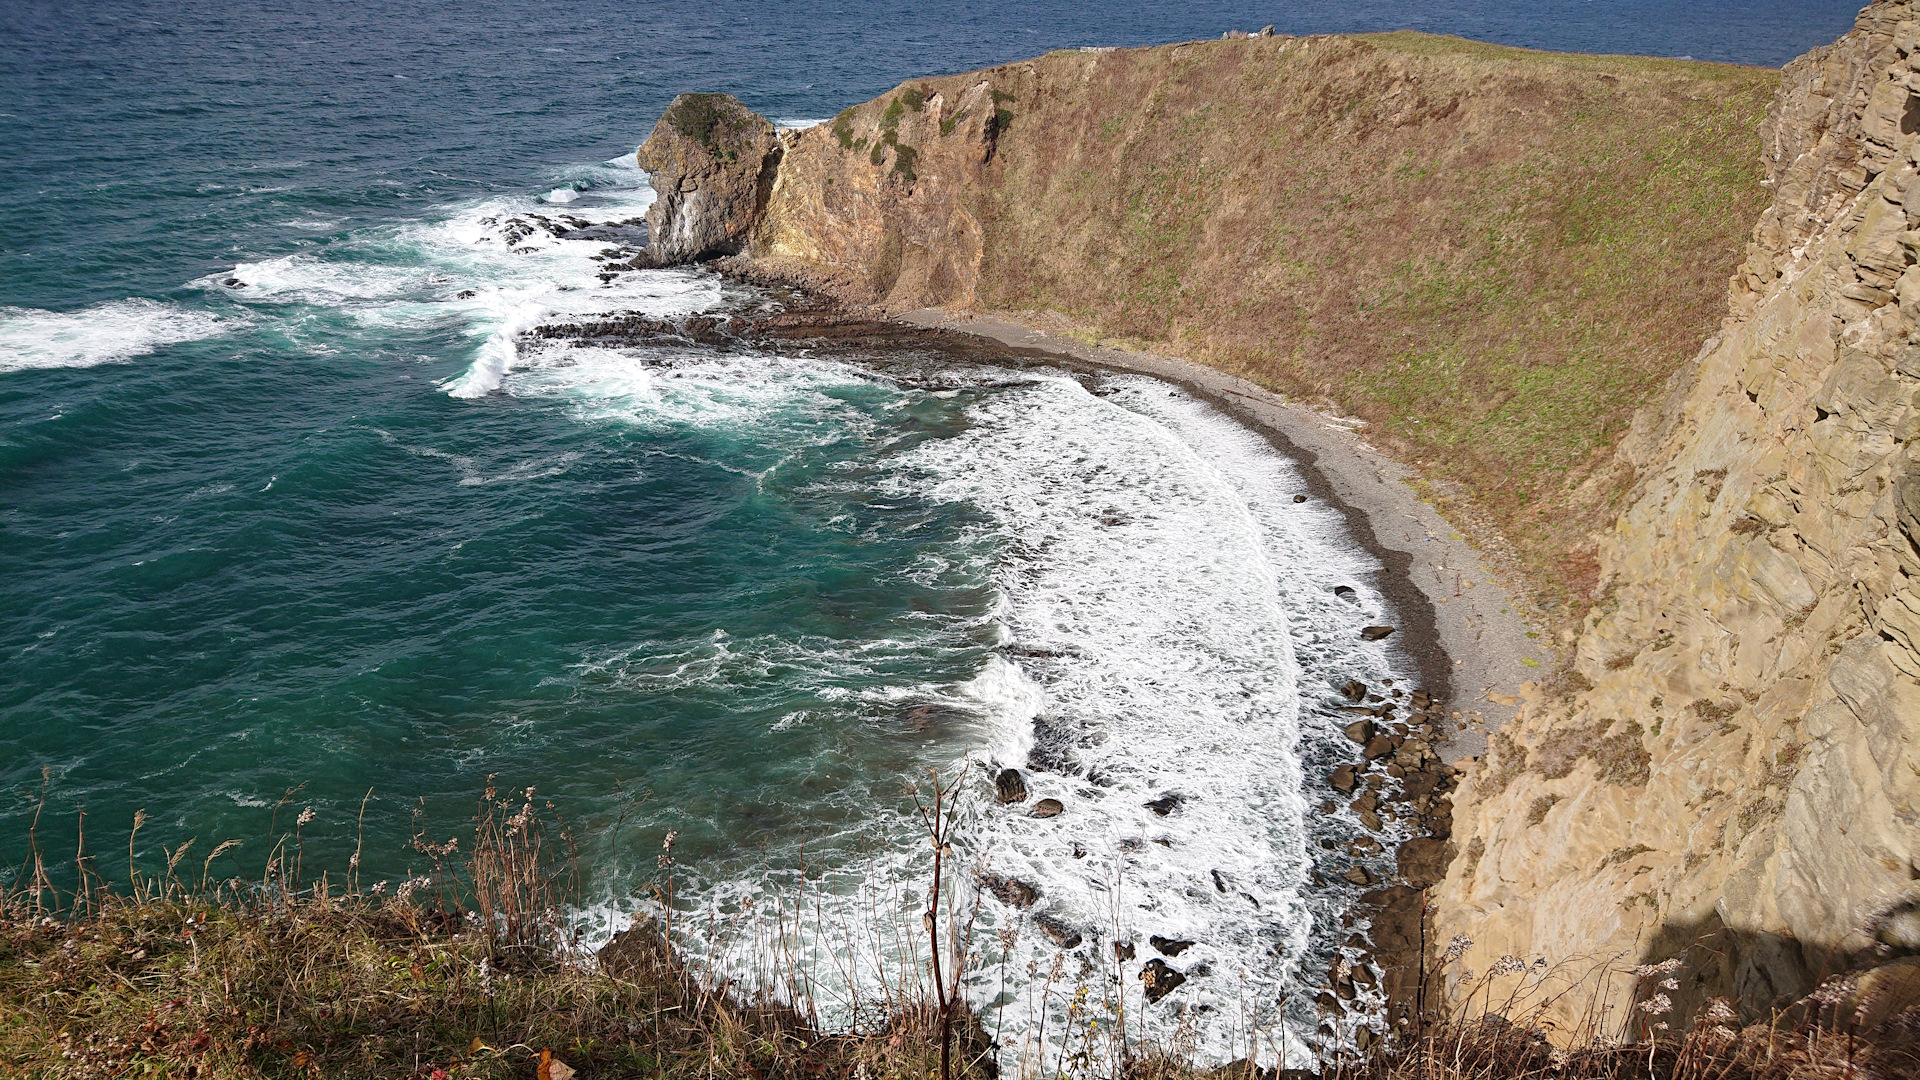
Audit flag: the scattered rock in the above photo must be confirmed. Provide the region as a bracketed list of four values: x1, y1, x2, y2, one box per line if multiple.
[1031, 798, 1064, 818]
[1344, 719, 1376, 744]
[1342, 865, 1373, 886]
[1151, 935, 1195, 957]
[1333, 586, 1358, 602]
[1035, 913, 1082, 949]
[995, 768, 1028, 804]
[1293, 494, 1308, 503]
[1141, 958, 1187, 1002]
[1328, 764, 1359, 793]
[1211, 868, 1229, 893]
[980, 873, 1040, 908]
[1144, 793, 1183, 816]
[1361, 626, 1395, 641]
[1114, 940, 1136, 961]
[1359, 809, 1385, 832]
[1363, 734, 1394, 761]
[1341, 679, 1367, 701]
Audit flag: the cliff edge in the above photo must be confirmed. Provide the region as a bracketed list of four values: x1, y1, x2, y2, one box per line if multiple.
[1436, 0, 1920, 1032]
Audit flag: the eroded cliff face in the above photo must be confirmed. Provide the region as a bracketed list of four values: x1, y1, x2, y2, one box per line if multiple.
[636, 93, 780, 265]
[1436, 0, 1920, 1030]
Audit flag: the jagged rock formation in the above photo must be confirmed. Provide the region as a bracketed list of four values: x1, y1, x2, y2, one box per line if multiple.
[635, 93, 780, 264]
[1435, 0, 1920, 1031]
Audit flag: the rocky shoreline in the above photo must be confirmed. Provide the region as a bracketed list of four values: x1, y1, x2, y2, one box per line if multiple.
[538, 279, 1492, 1045]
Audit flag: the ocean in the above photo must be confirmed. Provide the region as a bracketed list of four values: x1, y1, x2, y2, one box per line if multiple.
[0, 0, 1859, 1065]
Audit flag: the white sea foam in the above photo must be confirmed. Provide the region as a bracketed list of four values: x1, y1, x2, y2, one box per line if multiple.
[197, 154, 717, 398]
[555, 353, 1411, 1069]
[0, 299, 235, 373]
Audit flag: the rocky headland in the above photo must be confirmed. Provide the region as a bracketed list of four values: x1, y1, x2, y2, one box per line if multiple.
[627, 1, 1920, 1048]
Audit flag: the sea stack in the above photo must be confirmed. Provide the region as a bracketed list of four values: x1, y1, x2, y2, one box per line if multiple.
[635, 93, 781, 265]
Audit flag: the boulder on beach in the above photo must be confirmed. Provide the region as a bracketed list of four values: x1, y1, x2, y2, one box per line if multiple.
[1150, 935, 1195, 957]
[1361, 625, 1395, 641]
[1031, 798, 1064, 818]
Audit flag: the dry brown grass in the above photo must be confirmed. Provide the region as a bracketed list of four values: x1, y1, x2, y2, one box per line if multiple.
[963, 33, 1777, 619]
[7, 777, 1919, 1079]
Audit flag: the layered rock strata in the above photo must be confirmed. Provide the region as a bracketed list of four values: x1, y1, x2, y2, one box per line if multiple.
[1435, 0, 1920, 1033]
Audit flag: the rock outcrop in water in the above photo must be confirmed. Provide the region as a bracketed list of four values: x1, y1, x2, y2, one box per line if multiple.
[635, 93, 780, 265]
[1435, 0, 1920, 1031]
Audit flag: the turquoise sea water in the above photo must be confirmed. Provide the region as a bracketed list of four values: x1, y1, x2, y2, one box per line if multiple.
[0, 0, 1861, 1063]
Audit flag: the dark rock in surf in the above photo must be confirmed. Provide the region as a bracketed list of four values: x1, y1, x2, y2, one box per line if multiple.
[1031, 798, 1064, 818]
[1344, 719, 1375, 744]
[980, 872, 1040, 908]
[1035, 913, 1082, 949]
[1293, 494, 1308, 503]
[1141, 958, 1187, 1003]
[1151, 935, 1195, 957]
[995, 768, 1029, 804]
[1363, 734, 1394, 761]
[1361, 625, 1395, 641]
[1341, 679, 1368, 701]
[1328, 764, 1359, 794]
[1334, 585, 1359, 602]
[1342, 865, 1373, 886]
[1114, 940, 1136, 961]
[1144, 793, 1183, 816]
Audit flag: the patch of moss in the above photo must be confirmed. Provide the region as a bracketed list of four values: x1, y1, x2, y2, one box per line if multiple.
[992, 108, 1015, 135]
[940, 109, 968, 137]
[667, 92, 734, 148]
[882, 97, 906, 133]
[832, 108, 856, 150]
[891, 143, 919, 182]
[900, 86, 929, 112]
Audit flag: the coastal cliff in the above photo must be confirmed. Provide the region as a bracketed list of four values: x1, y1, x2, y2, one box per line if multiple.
[641, 34, 1777, 616]
[631, 10, 1920, 1038]
[1435, 0, 1920, 1028]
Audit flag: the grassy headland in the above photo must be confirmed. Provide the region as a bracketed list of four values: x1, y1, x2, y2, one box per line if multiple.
[773, 33, 1778, 617]
[976, 34, 1776, 612]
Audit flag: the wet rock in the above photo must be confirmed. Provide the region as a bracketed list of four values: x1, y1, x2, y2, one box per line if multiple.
[980, 873, 1040, 908]
[1342, 865, 1373, 886]
[1397, 837, 1455, 887]
[1316, 990, 1345, 1016]
[1114, 940, 1136, 961]
[995, 768, 1029, 804]
[1211, 868, 1229, 893]
[1344, 719, 1376, 744]
[1151, 935, 1195, 956]
[1031, 798, 1064, 818]
[1144, 793, 1183, 816]
[1341, 679, 1367, 701]
[1359, 809, 1385, 832]
[1035, 913, 1082, 949]
[1328, 764, 1359, 793]
[1360, 626, 1395, 641]
[1363, 734, 1394, 761]
[1333, 586, 1359, 603]
[599, 918, 671, 977]
[1293, 494, 1308, 503]
[1141, 958, 1187, 1002]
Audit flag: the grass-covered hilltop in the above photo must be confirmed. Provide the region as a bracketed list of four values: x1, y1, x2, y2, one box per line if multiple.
[643, 31, 1780, 619]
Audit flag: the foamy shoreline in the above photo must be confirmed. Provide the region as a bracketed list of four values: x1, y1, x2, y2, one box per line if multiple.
[894, 308, 1548, 763]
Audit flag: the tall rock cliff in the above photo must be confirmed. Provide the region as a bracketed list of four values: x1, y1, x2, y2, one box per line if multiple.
[1435, 0, 1920, 1029]
[644, 35, 1775, 618]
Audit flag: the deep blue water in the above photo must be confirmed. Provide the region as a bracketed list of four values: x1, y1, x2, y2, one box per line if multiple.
[0, 0, 1860, 1062]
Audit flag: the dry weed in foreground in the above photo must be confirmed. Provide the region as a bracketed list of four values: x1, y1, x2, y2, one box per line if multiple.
[5, 773, 1920, 1078]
